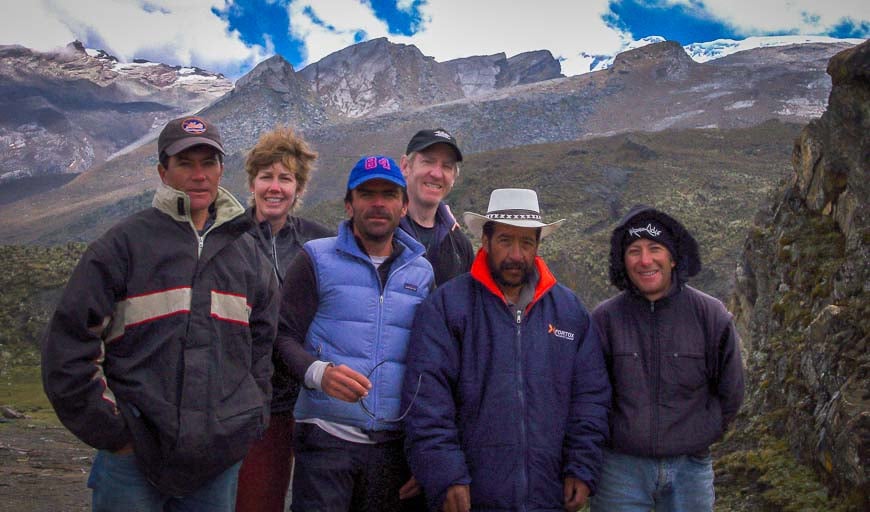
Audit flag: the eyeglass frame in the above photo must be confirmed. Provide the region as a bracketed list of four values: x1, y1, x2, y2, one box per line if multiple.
[358, 359, 422, 423]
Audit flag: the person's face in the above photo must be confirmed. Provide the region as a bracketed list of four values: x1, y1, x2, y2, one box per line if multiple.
[401, 144, 458, 209]
[624, 238, 676, 301]
[158, 145, 223, 217]
[483, 223, 539, 291]
[344, 179, 407, 244]
[250, 161, 298, 224]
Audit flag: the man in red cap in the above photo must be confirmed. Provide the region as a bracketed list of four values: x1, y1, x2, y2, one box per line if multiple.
[42, 116, 280, 511]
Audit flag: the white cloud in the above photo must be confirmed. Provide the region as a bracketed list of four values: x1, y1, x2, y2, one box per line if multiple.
[2, 0, 864, 81]
[662, 0, 870, 35]
[0, 0, 268, 77]
[396, 0, 415, 13]
[287, 0, 392, 64]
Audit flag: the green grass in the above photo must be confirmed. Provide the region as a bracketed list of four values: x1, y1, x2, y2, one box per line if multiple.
[0, 345, 57, 424]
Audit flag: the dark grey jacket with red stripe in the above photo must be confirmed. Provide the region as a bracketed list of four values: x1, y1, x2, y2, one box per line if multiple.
[41, 184, 280, 496]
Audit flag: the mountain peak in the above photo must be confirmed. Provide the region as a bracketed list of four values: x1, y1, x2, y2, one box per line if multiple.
[609, 40, 695, 79]
[235, 54, 298, 92]
[66, 40, 87, 54]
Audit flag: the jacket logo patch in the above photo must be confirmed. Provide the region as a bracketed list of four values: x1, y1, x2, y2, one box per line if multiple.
[548, 324, 575, 341]
[404, 283, 418, 292]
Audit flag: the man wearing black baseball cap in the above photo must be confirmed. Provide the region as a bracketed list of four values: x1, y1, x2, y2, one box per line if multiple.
[42, 115, 279, 511]
[399, 128, 473, 286]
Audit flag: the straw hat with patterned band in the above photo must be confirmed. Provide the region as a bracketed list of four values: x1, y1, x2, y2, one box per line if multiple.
[463, 188, 565, 239]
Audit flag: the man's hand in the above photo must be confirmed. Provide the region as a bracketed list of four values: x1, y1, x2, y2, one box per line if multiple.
[321, 364, 371, 402]
[399, 475, 422, 499]
[442, 484, 470, 512]
[563, 477, 590, 511]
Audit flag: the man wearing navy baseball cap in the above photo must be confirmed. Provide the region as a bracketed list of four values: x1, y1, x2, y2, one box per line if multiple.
[274, 155, 434, 511]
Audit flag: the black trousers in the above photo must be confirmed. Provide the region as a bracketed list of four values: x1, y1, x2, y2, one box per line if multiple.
[291, 423, 427, 512]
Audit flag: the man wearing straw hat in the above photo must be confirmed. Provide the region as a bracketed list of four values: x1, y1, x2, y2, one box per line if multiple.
[402, 188, 611, 512]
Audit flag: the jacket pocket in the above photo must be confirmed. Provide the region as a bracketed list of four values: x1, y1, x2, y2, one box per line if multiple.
[663, 351, 706, 394]
[612, 351, 645, 397]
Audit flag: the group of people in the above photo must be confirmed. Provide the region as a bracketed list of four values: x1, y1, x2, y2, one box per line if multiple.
[41, 114, 745, 512]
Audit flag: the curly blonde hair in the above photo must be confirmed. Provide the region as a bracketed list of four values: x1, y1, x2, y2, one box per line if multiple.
[245, 126, 318, 210]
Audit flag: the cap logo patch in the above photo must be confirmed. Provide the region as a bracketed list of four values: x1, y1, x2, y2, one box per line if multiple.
[548, 324, 575, 341]
[433, 130, 452, 140]
[629, 223, 662, 238]
[365, 157, 392, 170]
[182, 118, 207, 134]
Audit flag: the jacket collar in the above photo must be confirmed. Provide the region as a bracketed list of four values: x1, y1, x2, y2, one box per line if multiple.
[153, 183, 245, 232]
[246, 206, 297, 239]
[399, 201, 461, 240]
[469, 248, 557, 310]
[336, 219, 426, 264]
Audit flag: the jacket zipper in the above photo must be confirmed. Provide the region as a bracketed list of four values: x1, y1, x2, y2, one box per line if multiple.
[514, 305, 529, 509]
[650, 299, 659, 456]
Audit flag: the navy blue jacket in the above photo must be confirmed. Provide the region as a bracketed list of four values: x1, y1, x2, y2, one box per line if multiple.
[399, 201, 473, 286]
[403, 250, 611, 511]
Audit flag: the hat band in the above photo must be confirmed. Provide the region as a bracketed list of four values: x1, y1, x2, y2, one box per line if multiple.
[486, 209, 541, 221]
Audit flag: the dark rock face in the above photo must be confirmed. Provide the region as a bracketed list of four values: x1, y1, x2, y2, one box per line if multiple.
[298, 37, 562, 118]
[729, 40, 868, 506]
[205, 54, 326, 155]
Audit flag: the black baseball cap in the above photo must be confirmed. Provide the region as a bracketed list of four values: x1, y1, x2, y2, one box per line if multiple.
[158, 116, 225, 159]
[405, 128, 463, 161]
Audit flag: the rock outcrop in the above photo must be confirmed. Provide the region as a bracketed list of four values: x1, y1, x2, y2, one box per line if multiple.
[298, 37, 563, 118]
[727, 40, 868, 509]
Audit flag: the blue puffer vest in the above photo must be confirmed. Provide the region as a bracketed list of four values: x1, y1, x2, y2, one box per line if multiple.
[294, 220, 433, 432]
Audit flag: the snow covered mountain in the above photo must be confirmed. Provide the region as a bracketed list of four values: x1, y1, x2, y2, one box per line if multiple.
[683, 35, 867, 62]
[578, 35, 865, 74]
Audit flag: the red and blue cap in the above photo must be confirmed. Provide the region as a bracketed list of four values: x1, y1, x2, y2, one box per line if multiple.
[347, 155, 406, 191]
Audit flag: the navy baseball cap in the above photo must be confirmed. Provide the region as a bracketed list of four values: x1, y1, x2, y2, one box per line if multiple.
[347, 155, 406, 190]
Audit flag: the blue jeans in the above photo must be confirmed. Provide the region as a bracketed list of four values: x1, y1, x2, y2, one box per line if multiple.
[87, 450, 241, 512]
[590, 450, 714, 512]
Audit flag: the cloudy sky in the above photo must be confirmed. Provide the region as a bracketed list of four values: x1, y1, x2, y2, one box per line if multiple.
[2, 0, 867, 78]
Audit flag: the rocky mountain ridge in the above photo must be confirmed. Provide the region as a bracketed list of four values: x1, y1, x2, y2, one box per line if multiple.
[298, 37, 562, 119]
[722, 40, 868, 510]
[0, 41, 232, 185]
[0, 38, 860, 245]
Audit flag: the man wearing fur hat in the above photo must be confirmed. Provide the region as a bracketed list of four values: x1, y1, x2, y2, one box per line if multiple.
[403, 188, 611, 512]
[590, 205, 745, 512]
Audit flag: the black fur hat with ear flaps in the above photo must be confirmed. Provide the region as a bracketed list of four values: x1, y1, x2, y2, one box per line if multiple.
[608, 205, 702, 292]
